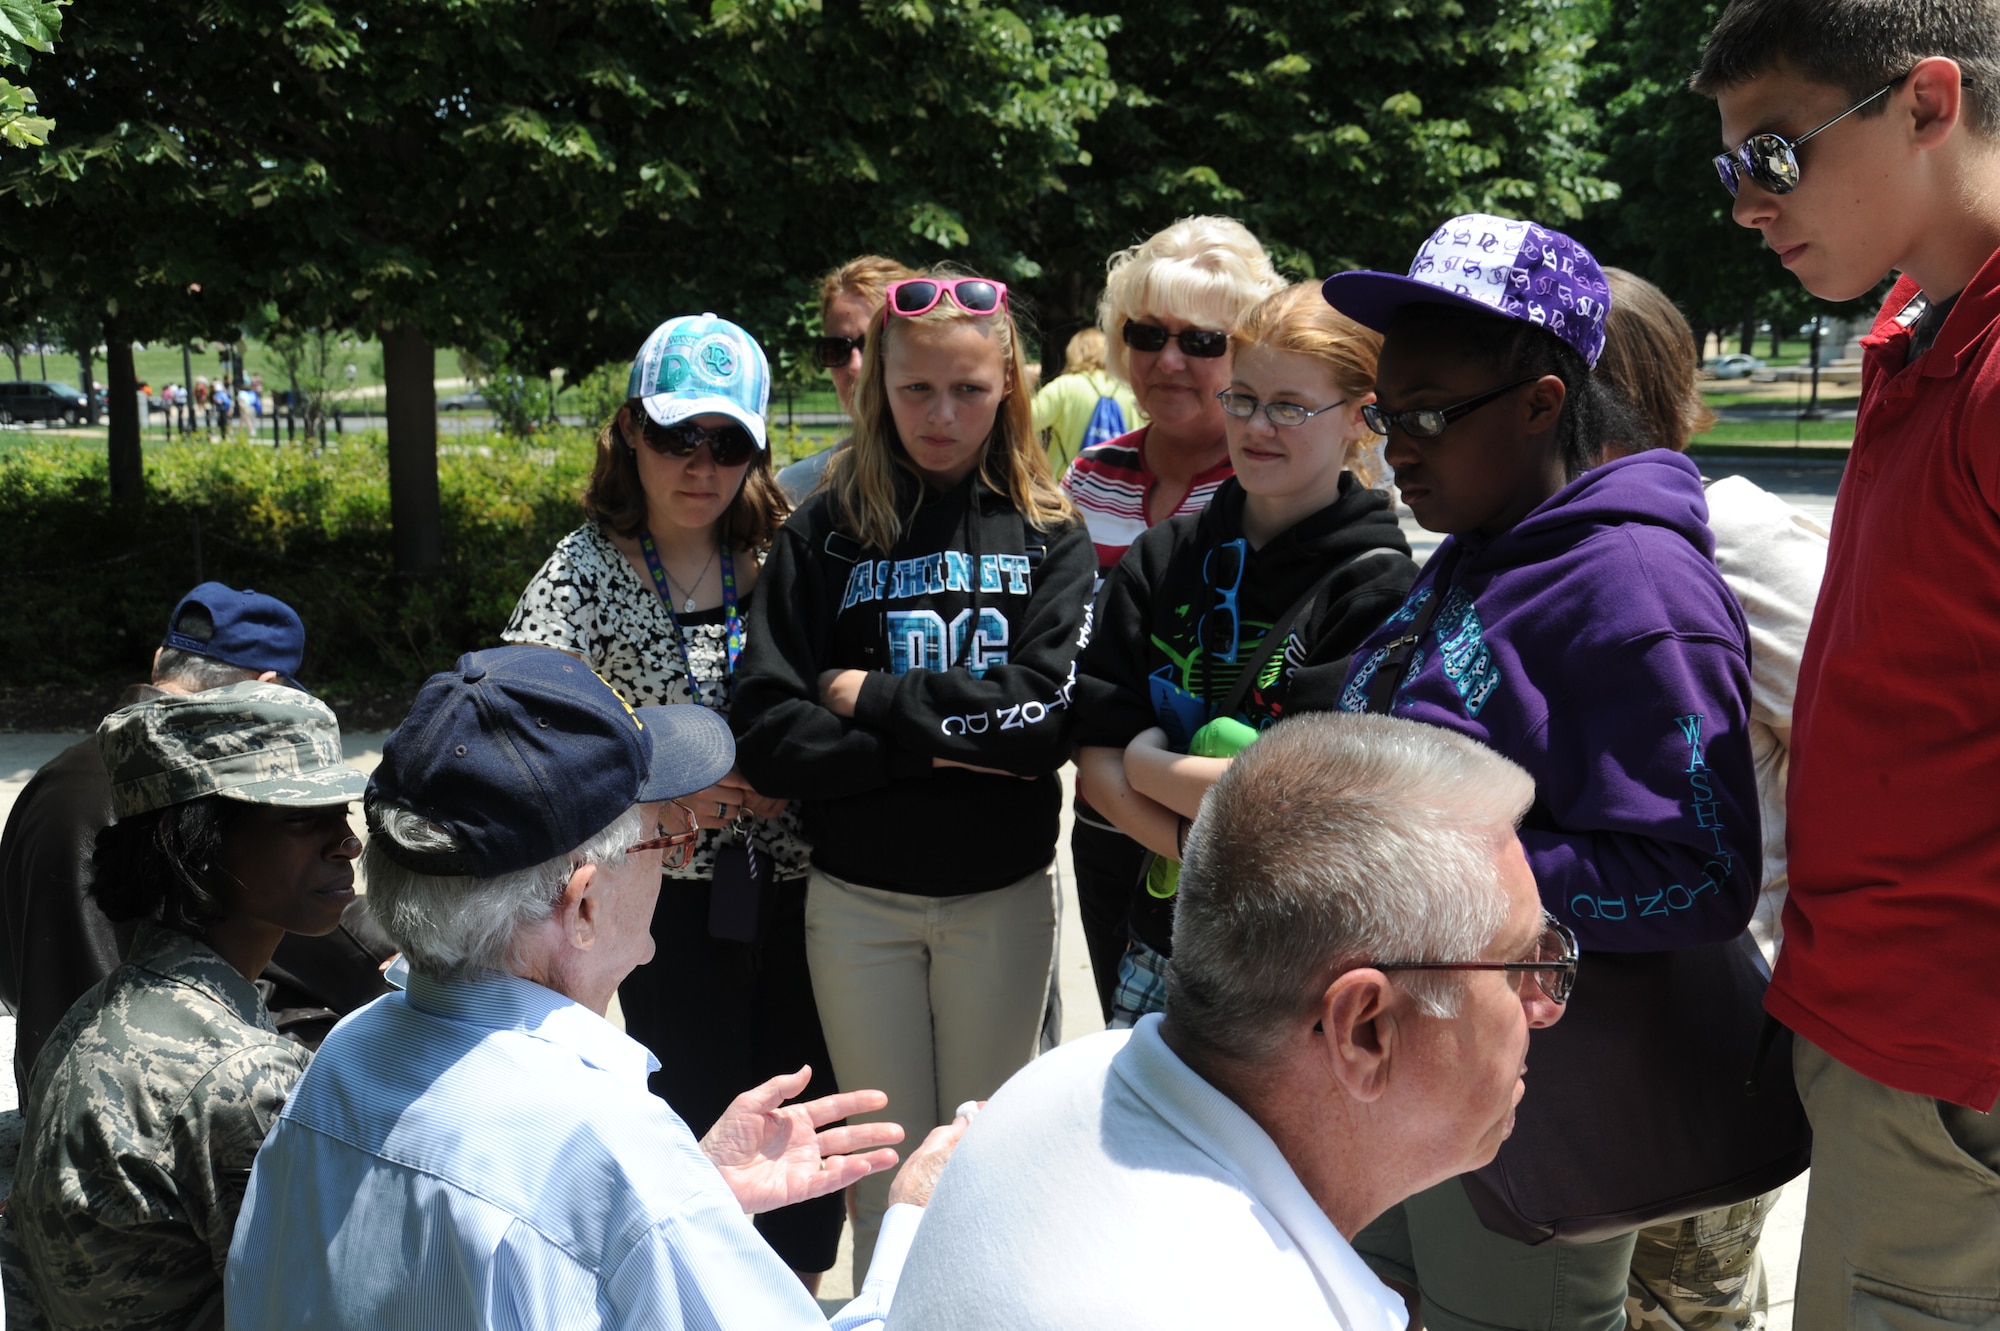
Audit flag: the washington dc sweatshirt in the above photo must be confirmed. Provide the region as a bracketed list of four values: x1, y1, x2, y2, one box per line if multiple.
[731, 468, 1095, 896]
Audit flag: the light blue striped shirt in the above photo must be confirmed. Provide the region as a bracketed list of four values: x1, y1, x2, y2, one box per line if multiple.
[224, 969, 916, 1330]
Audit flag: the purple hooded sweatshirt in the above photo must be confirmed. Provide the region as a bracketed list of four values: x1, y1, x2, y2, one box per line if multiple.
[1339, 450, 1760, 952]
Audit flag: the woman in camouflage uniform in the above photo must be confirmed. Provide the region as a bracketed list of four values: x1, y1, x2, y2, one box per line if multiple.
[10, 682, 367, 1331]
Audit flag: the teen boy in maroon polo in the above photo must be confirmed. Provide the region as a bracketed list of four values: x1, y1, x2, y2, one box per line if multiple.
[1696, 4, 2000, 1323]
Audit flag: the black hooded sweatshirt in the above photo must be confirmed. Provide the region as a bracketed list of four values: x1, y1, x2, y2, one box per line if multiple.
[731, 468, 1096, 896]
[1073, 473, 1420, 952]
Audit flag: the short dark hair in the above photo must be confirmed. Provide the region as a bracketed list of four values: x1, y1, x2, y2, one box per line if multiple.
[89, 796, 247, 934]
[1386, 305, 1641, 482]
[580, 401, 789, 552]
[1691, 0, 1999, 137]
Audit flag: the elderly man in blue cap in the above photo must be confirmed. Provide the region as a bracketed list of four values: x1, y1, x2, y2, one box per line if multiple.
[227, 645, 964, 1330]
[0, 583, 394, 1098]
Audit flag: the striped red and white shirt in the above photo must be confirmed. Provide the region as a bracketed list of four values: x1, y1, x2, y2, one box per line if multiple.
[1060, 426, 1234, 576]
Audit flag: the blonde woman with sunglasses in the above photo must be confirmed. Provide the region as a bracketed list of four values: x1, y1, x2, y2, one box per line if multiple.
[732, 270, 1095, 1282]
[502, 315, 845, 1291]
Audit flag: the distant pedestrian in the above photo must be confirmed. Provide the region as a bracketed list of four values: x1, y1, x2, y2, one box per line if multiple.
[1031, 327, 1143, 475]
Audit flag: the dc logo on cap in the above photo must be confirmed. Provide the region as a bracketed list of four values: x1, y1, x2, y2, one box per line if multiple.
[697, 337, 737, 380]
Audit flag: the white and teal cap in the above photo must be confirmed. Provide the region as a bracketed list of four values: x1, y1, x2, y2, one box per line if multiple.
[626, 313, 771, 449]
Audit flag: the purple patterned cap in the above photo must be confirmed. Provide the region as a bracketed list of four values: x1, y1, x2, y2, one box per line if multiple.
[1321, 214, 1611, 367]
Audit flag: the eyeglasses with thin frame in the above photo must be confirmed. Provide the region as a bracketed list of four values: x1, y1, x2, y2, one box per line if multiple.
[1217, 390, 1349, 428]
[1362, 375, 1539, 440]
[886, 278, 1007, 319]
[1374, 913, 1579, 1005]
[633, 414, 759, 467]
[813, 334, 864, 369]
[1122, 319, 1230, 359]
[626, 799, 701, 871]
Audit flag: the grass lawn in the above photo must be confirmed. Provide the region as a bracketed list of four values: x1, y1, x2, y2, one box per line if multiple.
[1692, 419, 1855, 445]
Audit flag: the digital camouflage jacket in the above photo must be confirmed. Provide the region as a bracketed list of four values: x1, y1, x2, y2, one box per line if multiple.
[13, 922, 309, 1331]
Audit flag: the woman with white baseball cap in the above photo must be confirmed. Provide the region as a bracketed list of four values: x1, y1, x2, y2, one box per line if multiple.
[502, 313, 845, 1289]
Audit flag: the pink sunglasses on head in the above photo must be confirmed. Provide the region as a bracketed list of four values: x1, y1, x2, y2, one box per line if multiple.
[886, 278, 1009, 319]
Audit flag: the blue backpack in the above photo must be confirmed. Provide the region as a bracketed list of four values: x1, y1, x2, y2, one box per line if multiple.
[1081, 392, 1127, 450]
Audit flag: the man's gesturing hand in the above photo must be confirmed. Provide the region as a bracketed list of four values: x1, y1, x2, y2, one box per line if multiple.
[699, 1067, 903, 1214]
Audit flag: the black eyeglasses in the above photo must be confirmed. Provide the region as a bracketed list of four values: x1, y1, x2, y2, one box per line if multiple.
[626, 800, 702, 871]
[1375, 914, 1579, 1005]
[1362, 376, 1538, 440]
[634, 414, 760, 467]
[1217, 390, 1348, 427]
[1710, 75, 1952, 197]
[1123, 319, 1230, 359]
[813, 334, 864, 369]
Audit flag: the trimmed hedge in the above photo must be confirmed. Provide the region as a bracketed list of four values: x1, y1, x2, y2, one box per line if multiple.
[2, 432, 599, 691]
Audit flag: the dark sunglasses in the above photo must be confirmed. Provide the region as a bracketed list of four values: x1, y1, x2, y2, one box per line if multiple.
[813, 334, 864, 369]
[887, 278, 1007, 317]
[1712, 75, 1934, 197]
[635, 415, 759, 467]
[1362, 376, 1538, 440]
[1122, 319, 1229, 359]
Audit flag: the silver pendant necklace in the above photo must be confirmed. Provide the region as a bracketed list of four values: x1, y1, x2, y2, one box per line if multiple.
[665, 545, 719, 613]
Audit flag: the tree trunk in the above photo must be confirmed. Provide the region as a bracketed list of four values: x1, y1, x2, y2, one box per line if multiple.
[105, 320, 143, 505]
[1770, 321, 1782, 358]
[6, 344, 18, 379]
[1739, 304, 1757, 355]
[79, 346, 98, 425]
[383, 323, 442, 575]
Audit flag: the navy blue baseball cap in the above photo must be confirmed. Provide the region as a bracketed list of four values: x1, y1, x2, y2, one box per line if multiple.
[162, 583, 307, 686]
[363, 644, 735, 877]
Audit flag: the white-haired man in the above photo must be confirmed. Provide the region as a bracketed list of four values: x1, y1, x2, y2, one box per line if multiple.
[885, 711, 1572, 1329]
[225, 645, 962, 1329]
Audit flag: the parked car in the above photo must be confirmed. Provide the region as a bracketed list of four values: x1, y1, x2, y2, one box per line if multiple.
[0, 380, 89, 426]
[1702, 353, 1768, 380]
[438, 390, 488, 411]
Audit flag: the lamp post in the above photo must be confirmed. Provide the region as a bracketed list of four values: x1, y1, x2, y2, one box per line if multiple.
[1800, 317, 1827, 422]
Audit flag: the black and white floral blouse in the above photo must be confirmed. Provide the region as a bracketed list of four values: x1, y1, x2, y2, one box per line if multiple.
[503, 523, 811, 881]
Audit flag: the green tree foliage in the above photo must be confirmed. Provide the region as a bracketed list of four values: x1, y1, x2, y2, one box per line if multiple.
[1572, 0, 1867, 347]
[1018, 0, 1617, 342]
[0, 0, 63, 149]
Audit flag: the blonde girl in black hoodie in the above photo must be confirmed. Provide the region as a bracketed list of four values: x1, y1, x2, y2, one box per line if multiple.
[731, 271, 1094, 1278]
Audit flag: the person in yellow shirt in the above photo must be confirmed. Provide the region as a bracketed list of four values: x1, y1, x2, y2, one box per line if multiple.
[1033, 327, 1144, 475]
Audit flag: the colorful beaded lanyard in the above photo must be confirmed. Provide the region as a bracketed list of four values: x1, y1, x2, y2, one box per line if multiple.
[638, 531, 743, 699]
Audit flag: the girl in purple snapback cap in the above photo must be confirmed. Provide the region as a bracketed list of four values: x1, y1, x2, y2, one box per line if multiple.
[1322, 217, 1765, 1330]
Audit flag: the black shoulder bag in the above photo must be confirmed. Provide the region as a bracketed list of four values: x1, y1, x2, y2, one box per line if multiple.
[1363, 561, 1811, 1246]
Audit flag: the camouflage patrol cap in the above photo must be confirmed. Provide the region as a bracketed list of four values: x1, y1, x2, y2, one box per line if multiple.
[97, 680, 368, 819]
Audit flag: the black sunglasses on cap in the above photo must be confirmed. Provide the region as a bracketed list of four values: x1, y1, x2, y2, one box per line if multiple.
[1122, 319, 1230, 359]
[636, 416, 759, 467]
[813, 334, 864, 369]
